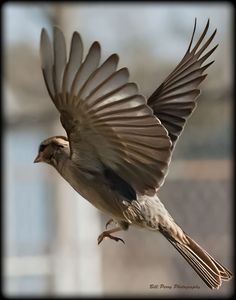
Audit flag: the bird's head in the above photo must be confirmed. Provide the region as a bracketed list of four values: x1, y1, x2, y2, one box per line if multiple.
[34, 136, 69, 167]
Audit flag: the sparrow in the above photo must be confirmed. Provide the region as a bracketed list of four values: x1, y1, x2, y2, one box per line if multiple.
[34, 19, 232, 289]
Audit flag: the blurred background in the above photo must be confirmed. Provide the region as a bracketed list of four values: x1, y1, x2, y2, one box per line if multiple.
[2, 2, 233, 297]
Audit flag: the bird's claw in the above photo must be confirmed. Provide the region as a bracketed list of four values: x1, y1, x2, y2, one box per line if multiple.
[105, 218, 115, 229]
[97, 231, 125, 245]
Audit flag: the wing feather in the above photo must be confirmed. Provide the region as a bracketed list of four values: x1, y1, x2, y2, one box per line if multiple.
[40, 29, 54, 99]
[53, 27, 67, 94]
[63, 32, 83, 94]
[86, 68, 130, 103]
[40, 27, 171, 194]
[70, 41, 101, 99]
[147, 19, 218, 149]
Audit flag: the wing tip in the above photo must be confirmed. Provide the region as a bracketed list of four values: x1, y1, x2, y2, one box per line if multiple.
[53, 26, 66, 45]
[92, 40, 101, 49]
[53, 25, 63, 34]
[187, 18, 197, 52]
[40, 27, 49, 44]
[72, 30, 82, 41]
[110, 53, 119, 63]
[41, 27, 47, 36]
[40, 27, 53, 69]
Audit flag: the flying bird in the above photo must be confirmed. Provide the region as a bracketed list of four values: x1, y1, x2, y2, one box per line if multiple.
[34, 19, 232, 289]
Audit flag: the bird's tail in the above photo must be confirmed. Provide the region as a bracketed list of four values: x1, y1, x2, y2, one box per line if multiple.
[160, 228, 232, 289]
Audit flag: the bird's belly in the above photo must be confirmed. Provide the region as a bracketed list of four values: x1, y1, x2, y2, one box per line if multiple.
[77, 182, 125, 220]
[62, 168, 126, 220]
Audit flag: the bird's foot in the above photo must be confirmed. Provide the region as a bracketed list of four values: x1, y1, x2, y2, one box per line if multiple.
[97, 228, 125, 245]
[105, 218, 116, 229]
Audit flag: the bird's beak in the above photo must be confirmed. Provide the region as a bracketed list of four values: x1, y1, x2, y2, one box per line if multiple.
[34, 154, 42, 163]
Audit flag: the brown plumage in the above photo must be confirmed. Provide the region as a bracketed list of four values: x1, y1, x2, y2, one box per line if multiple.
[148, 19, 218, 149]
[34, 19, 232, 289]
[160, 227, 232, 289]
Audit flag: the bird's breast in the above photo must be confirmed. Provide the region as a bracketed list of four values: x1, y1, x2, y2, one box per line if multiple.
[58, 159, 127, 220]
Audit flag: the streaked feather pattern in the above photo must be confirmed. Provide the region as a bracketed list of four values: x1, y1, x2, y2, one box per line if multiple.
[160, 227, 232, 289]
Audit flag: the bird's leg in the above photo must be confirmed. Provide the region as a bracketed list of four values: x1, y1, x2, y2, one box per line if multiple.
[105, 218, 116, 229]
[97, 226, 125, 245]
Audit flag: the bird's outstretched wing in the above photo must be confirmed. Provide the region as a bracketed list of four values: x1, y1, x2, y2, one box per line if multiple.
[147, 19, 218, 149]
[40, 27, 171, 195]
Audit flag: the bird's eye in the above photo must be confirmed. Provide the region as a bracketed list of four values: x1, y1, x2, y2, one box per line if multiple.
[52, 141, 65, 149]
[39, 144, 47, 152]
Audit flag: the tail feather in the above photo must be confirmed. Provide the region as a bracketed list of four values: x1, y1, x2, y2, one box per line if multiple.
[160, 228, 232, 289]
[200, 246, 232, 280]
[173, 241, 221, 289]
